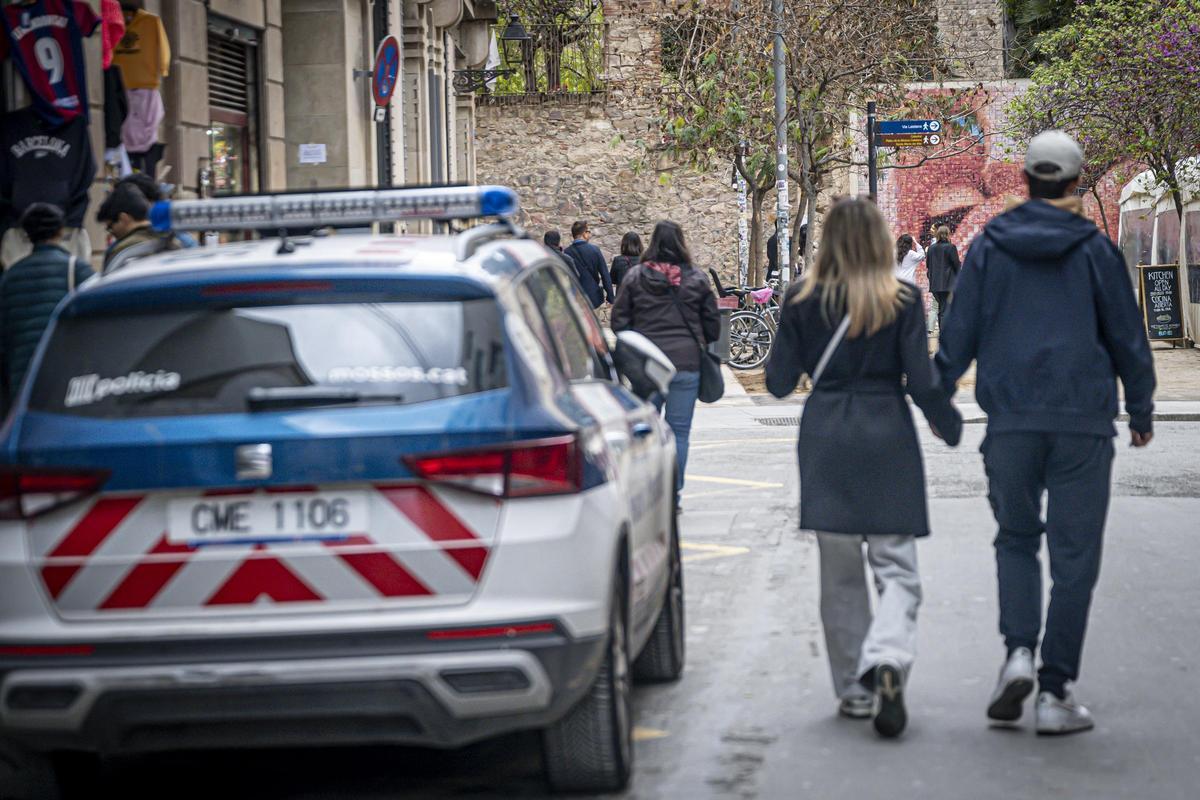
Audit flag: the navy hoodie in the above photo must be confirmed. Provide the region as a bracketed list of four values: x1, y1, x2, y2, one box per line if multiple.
[936, 199, 1155, 437]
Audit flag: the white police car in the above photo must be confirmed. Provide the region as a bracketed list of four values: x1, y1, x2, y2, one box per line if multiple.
[0, 187, 683, 797]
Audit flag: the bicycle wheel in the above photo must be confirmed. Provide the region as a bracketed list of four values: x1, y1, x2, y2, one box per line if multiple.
[728, 311, 774, 370]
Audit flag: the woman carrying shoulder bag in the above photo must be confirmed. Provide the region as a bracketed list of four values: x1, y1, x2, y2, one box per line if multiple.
[765, 198, 962, 738]
[612, 221, 720, 510]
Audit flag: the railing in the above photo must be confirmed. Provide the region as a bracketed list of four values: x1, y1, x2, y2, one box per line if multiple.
[480, 22, 607, 99]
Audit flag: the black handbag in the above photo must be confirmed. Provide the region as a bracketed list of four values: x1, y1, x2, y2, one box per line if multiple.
[667, 282, 724, 404]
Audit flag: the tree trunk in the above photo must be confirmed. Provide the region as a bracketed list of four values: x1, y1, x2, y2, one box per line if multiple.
[545, 29, 563, 92]
[1090, 185, 1111, 240]
[803, 190, 818, 267]
[749, 188, 766, 288]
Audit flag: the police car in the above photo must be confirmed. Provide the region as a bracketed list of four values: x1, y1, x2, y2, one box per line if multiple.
[0, 186, 684, 797]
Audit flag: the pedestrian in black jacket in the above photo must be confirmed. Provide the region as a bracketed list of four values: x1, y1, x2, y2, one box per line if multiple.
[609, 231, 642, 291]
[765, 197, 961, 738]
[926, 225, 961, 332]
[1, 204, 93, 414]
[612, 221, 719, 508]
[936, 130, 1156, 736]
[564, 221, 615, 308]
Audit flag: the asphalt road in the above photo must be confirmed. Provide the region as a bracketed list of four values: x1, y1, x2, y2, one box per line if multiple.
[79, 406, 1200, 799]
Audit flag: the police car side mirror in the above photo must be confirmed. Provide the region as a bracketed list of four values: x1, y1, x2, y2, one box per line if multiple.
[612, 331, 676, 401]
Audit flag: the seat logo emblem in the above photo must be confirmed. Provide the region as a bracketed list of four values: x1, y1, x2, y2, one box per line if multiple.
[235, 444, 273, 480]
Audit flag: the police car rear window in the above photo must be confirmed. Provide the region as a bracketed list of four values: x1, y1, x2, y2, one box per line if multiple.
[29, 300, 507, 418]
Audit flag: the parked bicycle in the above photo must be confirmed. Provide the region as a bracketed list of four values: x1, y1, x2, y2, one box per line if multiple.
[709, 270, 780, 370]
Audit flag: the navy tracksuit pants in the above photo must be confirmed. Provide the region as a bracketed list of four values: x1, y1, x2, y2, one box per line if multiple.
[982, 432, 1115, 697]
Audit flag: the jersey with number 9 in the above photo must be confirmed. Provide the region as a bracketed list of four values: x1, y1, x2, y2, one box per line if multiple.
[0, 0, 100, 126]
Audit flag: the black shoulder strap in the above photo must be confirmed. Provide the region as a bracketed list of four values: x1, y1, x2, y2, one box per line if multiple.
[665, 279, 705, 352]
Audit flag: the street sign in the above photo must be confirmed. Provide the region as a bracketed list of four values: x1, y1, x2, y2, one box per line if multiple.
[877, 120, 941, 134]
[875, 120, 941, 148]
[372, 35, 401, 108]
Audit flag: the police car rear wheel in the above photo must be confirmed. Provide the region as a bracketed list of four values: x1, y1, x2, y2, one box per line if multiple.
[633, 505, 685, 682]
[542, 574, 633, 793]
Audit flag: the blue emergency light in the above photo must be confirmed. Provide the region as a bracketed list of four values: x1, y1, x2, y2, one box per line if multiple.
[149, 185, 519, 233]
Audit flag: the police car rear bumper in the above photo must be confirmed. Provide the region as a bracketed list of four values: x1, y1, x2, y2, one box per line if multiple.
[0, 627, 605, 754]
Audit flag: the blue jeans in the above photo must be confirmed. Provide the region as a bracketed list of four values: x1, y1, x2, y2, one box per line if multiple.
[654, 370, 700, 502]
[982, 432, 1113, 697]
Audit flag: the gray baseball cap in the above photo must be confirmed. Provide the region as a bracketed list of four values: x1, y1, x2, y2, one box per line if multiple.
[1024, 130, 1083, 181]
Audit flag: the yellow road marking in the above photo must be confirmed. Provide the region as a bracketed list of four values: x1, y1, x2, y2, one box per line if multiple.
[633, 726, 670, 741]
[680, 542, 752, 563]
[686, 475, 784, 489]
[679, 487, 748, 501]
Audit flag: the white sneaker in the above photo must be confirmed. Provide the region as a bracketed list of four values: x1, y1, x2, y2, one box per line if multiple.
[1036, 691, 1095, 735]
[838, 691, 873, 719]
[987, 647, 1035, 723]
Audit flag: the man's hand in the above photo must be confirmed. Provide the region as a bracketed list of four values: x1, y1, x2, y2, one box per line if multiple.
[1130, 429, 1153, 448]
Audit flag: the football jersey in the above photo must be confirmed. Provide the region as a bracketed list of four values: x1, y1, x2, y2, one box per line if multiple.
[0, 0, 100, 126]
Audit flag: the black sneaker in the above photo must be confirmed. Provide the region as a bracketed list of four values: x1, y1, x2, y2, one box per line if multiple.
[873, 663, 907, 738]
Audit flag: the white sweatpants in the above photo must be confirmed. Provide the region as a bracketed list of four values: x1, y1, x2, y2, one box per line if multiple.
[817, 533, 922, 699]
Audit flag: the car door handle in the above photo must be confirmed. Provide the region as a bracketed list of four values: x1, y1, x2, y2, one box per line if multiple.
[631, 422, 654, 439]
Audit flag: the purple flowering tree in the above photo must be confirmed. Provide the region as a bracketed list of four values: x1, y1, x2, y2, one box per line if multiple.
[1010, 0, 1200, 220]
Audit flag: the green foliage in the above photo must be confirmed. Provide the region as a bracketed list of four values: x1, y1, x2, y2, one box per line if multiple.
[1003, 0, 1076, 77]
[1009, 0, 1200, 216]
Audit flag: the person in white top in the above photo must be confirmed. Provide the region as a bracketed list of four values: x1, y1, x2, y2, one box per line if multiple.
[894, 234, 925, 284]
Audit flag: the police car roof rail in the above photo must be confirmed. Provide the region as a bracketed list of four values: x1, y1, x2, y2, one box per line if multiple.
[455, 219, 527, 261]
[148, 185, 519, 234]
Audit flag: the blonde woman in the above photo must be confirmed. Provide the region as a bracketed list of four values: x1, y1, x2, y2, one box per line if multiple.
[765, 198, 962, 738]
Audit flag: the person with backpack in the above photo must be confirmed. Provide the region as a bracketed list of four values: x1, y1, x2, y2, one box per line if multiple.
[0, 204, 93, 414]
[936, 130, 1156, 735]
[611, 221, 720, 510]
[609, 232, 642, 291]
[765, 197, 962, 738]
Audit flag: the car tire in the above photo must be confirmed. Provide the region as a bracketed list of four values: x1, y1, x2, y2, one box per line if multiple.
[633, 510, 685, 683]
[542, 574, 633, 794]
[0, 743, 61, 800]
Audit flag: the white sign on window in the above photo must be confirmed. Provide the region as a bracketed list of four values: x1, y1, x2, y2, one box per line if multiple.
[298, 143, 327, 165]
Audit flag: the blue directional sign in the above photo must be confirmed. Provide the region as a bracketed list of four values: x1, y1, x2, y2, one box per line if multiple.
[877, 120, 941, 134]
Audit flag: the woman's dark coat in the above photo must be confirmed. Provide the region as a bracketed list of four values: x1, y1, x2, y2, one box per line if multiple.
[765, 282, 962, 537]
[926, 240, 962, 293]
[610, 255, 638, 290]
[611, 262, 720, 372]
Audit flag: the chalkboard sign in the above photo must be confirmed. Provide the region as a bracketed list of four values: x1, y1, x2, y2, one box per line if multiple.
[1138, 264, 1185, 341]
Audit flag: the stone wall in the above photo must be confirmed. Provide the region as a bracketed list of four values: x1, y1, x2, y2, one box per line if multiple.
[475, 99, 739, 276]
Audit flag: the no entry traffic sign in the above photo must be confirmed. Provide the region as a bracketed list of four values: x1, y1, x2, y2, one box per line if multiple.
[372, 35, 401, 108]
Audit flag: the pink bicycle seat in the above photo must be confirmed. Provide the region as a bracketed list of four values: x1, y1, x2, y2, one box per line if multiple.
[750, 287, 774, 304]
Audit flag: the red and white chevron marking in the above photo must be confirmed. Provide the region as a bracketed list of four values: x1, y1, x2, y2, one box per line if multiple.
[30, 485, 498, 616]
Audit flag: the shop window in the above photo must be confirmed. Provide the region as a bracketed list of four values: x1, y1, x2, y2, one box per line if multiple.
[207, 16, 261, 197]
[1119, 208, 1154, 269]
[1155, 209, 1180, 265]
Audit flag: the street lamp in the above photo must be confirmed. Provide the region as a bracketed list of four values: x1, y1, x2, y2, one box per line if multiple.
[499, 14, 531, 66]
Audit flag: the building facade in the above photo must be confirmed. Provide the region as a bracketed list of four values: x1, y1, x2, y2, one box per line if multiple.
[0, 0, 497, 263]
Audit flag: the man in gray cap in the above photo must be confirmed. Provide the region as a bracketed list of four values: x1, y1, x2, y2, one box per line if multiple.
[935, 130, 1156, 735]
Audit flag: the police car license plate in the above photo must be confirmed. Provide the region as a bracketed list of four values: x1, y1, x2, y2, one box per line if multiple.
[167, 492, 369, 544]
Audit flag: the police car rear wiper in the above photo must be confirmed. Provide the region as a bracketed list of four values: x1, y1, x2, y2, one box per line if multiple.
[246, 386, 404, 411]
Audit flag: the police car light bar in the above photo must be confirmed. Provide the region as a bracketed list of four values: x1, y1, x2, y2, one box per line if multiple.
[148, 185, 519, 233]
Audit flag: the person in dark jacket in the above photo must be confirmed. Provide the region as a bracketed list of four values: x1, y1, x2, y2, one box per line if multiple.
[564, 220, 614, 308]
[119, 174, 198, 248]
[765, 197, 962, 738]
[612, 221, 719, 508]
[609, 232, 642, 291]
[96, 182, 180, 273]
[0, 204, 93, 414]
[936, 130, 1156, 736]
[926, 225, 961, 332]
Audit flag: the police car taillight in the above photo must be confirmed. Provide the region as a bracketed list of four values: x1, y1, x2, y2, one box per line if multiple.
[0, 468, 110, 520]
[403, 436, 582, 498]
